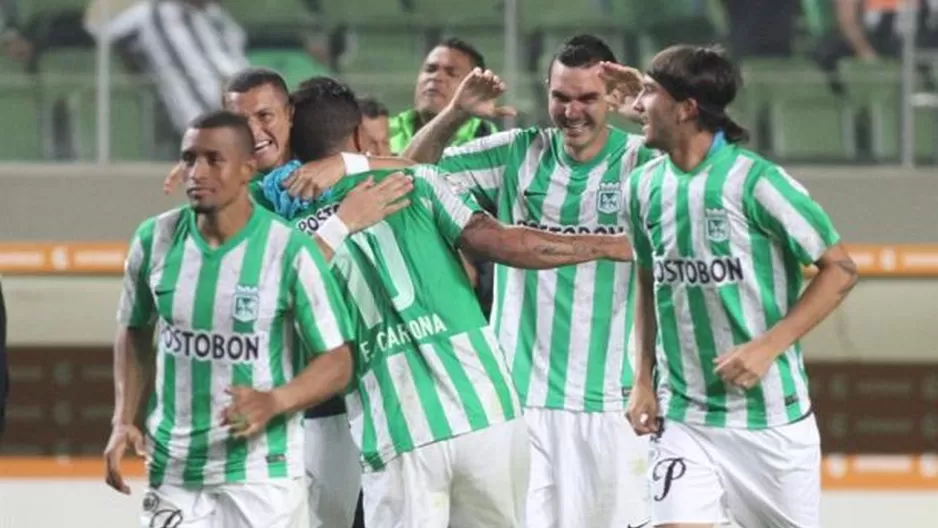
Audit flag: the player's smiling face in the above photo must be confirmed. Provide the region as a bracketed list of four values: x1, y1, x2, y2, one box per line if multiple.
[415, 46, 474, 116]
[224, 84, 292, 172]
[548, 61, 609, 156]
[180, 127, 253, 214]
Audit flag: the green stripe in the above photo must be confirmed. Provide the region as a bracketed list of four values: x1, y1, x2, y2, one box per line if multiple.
[509, 149, 556, 406]
[708, 160, 767, 428]
[182, 245, 221, 485]
[438, 143, 512, 172]
[584, 259, 616, 412]
[780, 247, 809, 420]
[357, 384, 384, 471]
[266, 224, 290, 479]
[224, 222, 270, 482]
[619, 265, 637, 390]
[765, 168, 839, 246]
[468, 330, 517, 420]
[148, 236, 185, 487]
[129, 220, 156, 324]
[403, 347, 453, 440]
[647, 166, 688, 421]
[433, 338, 489, 430]
[675, 174, 724, 427]
[544, 166, 588, 408]
[373, 355, 414, 453]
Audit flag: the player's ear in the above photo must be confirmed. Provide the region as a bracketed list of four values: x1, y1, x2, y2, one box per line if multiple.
[242, 157, 256, 183]
[352, 124, 365, 154]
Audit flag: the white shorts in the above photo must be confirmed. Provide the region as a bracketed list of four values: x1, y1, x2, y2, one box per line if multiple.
[361, 418, 530, 528]
[525, 408, 652, 528]
[139, 477, 307, 528]
[650, 414, 821, 527]
[303, 415, 361, 528]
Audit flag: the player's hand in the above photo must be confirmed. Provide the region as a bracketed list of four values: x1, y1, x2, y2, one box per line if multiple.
[714, 337, 778, 390]
[450, 67, 517, 120]
[599, 61, 644, 124]
[626, 379, 660, 436]
[162, 162, 185, 195]
[222, 386, 285, 439]
[603, 235, 633, 262]
[337, 173, 413, 233]
[103, 423, 145, 495]
[283, 155, 346, 200]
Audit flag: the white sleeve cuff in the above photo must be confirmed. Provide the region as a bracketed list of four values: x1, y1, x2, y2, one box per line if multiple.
[318, 215, 350, 252]
[341, 152, 370, 175]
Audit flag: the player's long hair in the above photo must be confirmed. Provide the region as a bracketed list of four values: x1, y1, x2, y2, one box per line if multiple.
[647, 45, 750, 144]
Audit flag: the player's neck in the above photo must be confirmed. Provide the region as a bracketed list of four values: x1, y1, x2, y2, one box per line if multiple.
[564, 126, 610, 163]
[196, 199, 254, 248]
[668, 130, 716, 173]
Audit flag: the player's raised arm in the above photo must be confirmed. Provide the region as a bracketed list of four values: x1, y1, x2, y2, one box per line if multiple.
[310, 173, 414, 262]
[401, 67, 516, 164]
[105, 224, 157, 495]
[412, 165, 630, 269]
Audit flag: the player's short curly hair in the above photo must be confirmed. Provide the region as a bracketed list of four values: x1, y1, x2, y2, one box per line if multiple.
[289, 77, 362, 162]
[187, 110, 255, 156]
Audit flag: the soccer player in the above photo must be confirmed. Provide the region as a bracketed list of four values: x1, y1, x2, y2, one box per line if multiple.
[272, 76, 634, 528]
[391, 35, 655, 527]
[104, 110, 356, 528]
[618, 45, 858, 528]
[164, 67, 404, 528]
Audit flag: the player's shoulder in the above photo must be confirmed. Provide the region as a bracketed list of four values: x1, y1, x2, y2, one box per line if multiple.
[134, 206, 186, 241]
[728, 145, 799, 190]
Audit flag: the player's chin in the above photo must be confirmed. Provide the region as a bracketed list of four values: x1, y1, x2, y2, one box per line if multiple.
[190, 201, 217, 215]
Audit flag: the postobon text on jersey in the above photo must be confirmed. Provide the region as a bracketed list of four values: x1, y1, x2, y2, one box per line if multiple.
[159, 322, 263, 363]
[653, 257, 744, 286]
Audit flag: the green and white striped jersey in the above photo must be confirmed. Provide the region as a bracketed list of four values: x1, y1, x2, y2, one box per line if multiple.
[281, 165, 521, 472]
[624, 143, 840, 429]
[438, 126, 657, 412]
[117, 205, 353, 487]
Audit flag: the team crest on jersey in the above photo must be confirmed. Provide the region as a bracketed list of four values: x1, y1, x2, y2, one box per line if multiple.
[705, 209, 730, 243]
[596, 182, 621, 214]
[232, 285, 260, 323]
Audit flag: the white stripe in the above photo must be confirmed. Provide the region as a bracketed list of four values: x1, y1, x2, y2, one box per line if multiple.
[771, 244, 812, 415]
[441, 129, 523, 194]
[493, 132, 550, 400]
[116, 236, 145, 324]
[143, 211, 180, 469]
[449, 333, 503, 425]
[296, 249, 345, 352]
[724, 158, 789, 424]
[386, 353, 434, 448]
[660, 167, 707, 424]
[417, 165, 475, 230]
[481, 328, 521, 415]
[523, 150, 571, 407]
[753, 179, 828, 263]
[161, 237, 203, 484]
[562, 160, 610, 409]
[203, 241, 245, 484]
[418, 339, 471, 434]
[687, 169, 745, 426]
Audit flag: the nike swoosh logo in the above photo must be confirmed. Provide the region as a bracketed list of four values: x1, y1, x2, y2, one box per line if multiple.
[628, 521, 650, 528]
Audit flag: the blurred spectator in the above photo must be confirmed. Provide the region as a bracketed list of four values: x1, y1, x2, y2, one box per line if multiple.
[722, 0, 798, 58]
[388, 37, 499, 155]
[813, 0, 938, 92]
[0, 0, 33, 62]
[86, 0, 250, 136]
[358, 96, 391, 156]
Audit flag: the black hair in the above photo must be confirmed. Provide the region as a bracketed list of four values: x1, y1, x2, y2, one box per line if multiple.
[223, 67, 290, 103]
[547, 34, 616, 80]
[647, 45, 749, 144]
[187, 110, 255, 155]
[358, 96, 389, 119]
[436, 37, 486, 70]
[289, 77, 362, 162]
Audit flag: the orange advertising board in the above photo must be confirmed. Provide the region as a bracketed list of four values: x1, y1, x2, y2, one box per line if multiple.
[0, 455, 935, 490]
[1, 242, 937, 277]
